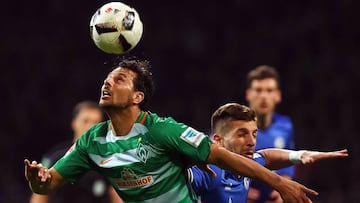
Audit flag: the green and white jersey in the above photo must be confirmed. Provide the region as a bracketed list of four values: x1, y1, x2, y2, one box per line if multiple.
[53, 111, 213, 203]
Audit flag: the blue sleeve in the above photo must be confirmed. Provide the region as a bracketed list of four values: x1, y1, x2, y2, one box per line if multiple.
[253, 152, 266, 166]
[254, 151, 295, 177]
[189, 165, 222, 195]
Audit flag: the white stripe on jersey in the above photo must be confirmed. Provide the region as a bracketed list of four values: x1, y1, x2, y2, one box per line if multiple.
[93, 123, 148, 143]
[90, 149, 140, 168]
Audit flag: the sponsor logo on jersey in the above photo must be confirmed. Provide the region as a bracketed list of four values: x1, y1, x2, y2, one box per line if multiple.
[117, 168, 153, 188]
[253, 152, 261, 159]
[100, 158, 113, 165]
[180, 127, 206, 147]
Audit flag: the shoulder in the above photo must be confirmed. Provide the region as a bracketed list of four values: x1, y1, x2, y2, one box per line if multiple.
[146, 111, 189, 134]
[273, 113, 293, 128]
[147, 111, 185, 126]
[77, 121, 110, 146]
[273, 113, 292, 123]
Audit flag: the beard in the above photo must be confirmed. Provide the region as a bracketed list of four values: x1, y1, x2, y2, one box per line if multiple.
[100, 98, 134, 114]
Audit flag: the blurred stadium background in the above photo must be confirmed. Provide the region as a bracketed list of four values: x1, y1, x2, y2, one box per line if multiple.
[1, 0, 358, 202]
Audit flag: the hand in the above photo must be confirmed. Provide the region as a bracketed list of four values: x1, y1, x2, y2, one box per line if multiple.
[301, 149, 348, 164]
[24, 159, 52, 189]
[276, 177, 318, 203]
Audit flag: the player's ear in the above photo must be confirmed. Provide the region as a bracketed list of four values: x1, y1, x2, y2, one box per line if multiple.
[212, 134, 223, 146]
[133, 91, 144, 105]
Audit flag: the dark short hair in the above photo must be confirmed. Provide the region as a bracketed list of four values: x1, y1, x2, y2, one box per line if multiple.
[73, 100, 102, 118]
[115, 56, 154, 109]
[246, 65, 280, 89]
[211, 103, 257, 133]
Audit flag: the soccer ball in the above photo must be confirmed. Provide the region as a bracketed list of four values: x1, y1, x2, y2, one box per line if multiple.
[89, 2, 143, 54]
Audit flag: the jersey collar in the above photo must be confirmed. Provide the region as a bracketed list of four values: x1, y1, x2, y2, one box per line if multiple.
[135, 111, 148, 124]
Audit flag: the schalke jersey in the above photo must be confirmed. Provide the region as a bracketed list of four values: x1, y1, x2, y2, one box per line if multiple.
[251, 113, 295, 202]
[53, 111, 213, 203]
[189, 153, 266, 203]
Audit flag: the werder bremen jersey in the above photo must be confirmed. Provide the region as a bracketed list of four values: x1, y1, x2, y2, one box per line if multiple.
[53, 111, 213, 203]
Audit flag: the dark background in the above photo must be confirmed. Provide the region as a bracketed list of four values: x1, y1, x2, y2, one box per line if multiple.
[1, 0, 358, 202]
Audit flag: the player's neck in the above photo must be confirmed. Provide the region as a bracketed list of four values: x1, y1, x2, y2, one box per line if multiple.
[257, 113, 272, 129]
[108, 107, 142, 136]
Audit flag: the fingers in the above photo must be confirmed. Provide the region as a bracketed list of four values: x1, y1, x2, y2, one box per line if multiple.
[24, 159, 31, 180]
[38, 166, 51, 182]
[24, 159, 51, 182]
[24, 159, 30, 165]
[335, 149, 349, 157]
[302, 195, 313, 203]
[302, 186, 318, 197]
[303, 149, 349, 164]
[321, 149, 348, 160]
[337, 149, 348, 153]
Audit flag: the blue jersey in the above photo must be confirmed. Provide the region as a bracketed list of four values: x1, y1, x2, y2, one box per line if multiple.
[251, 113, 295, 202]
[189, 153, 266, 203]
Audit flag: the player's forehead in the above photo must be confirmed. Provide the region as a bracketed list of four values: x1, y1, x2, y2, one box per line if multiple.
[228, 120, 257, 132]
[250, 78, 278, 89]
[107, 67, 136, 78]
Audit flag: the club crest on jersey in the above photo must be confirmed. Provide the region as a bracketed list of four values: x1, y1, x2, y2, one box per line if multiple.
[136, 142, 157, 163]
[136, 143, 149, 163]
[180, 127, 206, 147]
[117, 168, 153, 188]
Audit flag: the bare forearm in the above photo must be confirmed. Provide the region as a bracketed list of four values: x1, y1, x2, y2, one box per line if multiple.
[258, 148, 295, 170]
[258, 148, 349, 170]
[29, 193, 49, 203]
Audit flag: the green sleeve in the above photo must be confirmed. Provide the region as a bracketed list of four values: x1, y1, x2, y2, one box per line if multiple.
[150, 117, 213, 162]
[52, 134, 92, 184]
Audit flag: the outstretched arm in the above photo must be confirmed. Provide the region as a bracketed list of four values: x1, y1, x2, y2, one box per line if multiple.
[206, 144, 318, 203]
[258, 149, 348, 170]
[24, 159, 66, 195]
